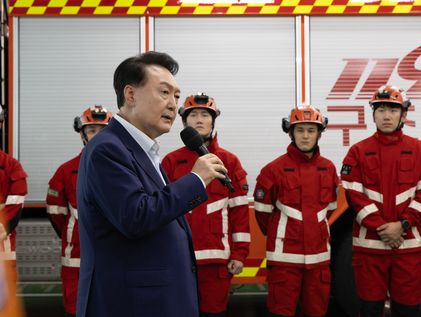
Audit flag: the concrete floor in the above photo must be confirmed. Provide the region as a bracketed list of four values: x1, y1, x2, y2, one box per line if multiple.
[21, 293, 349, 317]
[20, 283, 396, 317]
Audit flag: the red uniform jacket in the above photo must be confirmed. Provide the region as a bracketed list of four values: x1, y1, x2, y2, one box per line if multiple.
[0, 151, 27, 261]
[162, 136, 250, 265]
[46, 154, 81, 268]
[254, 144, 338, 268]
[341, 130, 421, 254]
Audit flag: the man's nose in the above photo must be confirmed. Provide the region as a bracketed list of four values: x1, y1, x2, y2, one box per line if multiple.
[168, 97, 177, 110]
[384, 110, 393, 119]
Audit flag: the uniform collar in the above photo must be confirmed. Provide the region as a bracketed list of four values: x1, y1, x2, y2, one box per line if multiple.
[287, 143, 320, 163]
[374, 129, 403, 145]
[206, 134, 220, 153]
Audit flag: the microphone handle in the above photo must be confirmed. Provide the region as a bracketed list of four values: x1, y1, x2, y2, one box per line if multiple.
[221, 175, 235, 193]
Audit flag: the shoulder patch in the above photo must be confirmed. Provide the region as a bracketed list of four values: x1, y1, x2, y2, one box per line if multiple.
[47, 188, 59, 198]
[242, 184, 249, 193]
[255, 188, 265, 200]
[340, 164, 352, 175]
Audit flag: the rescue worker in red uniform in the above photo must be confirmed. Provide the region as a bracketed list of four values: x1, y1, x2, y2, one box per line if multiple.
[341, 85, 421, 317]
[162, 93, 250, 317]
[0, 149, 27, 275]
[254, 105, 338, 317]
[46, 105, 112, 317]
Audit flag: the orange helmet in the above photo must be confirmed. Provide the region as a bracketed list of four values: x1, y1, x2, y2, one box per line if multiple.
[282, 105, 328, 133]
[178, 93, 221, 120]
[369, 85, 411, 111]
[73, 105, 113, 133]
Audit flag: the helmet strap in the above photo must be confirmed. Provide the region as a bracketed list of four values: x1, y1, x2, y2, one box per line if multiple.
[81, 129, 89, 146]
[397, 109, 408, 131]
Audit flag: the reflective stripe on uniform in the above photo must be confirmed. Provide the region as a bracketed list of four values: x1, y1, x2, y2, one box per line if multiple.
[356, 203, 378, 225]
[408, 200, 421, 213]
[61, 257, 80, 268]
[232, 232, 251, 242]
[354, 225, 421, 250]
[195, 249, 230, 260]
[5, 195, 25, 205]
[228, 195, 248, 208]
[276, 201, 330, 223]
[396, 186, 417, 205]
[327, 201, 337, 211]
[342, 181, 383, 203]
[47, 205, 68, 215]
[267, 247, 330, 265]
[254, 201, 273, 213]
[64, 204, 78, 266]
[276, 201, 302, 221]
[207, 198, 228, 215]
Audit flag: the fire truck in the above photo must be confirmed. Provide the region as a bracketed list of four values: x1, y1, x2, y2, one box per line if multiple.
[1, 3, 421, 316]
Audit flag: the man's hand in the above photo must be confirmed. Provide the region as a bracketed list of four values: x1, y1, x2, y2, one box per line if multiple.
[227, 259, 243, 275]
[377, 221, 405, 249]
[191, 154, 227, 186]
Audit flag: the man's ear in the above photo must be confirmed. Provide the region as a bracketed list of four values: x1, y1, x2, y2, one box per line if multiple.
[402, 110, 408, 121]
[123, 85, 136, 106]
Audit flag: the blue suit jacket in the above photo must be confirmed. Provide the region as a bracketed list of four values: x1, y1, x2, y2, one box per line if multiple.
[76, 118, 207, 317]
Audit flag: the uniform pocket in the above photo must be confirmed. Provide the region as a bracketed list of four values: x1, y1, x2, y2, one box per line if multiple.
[282, 175, 301, 204]
[362, 156, 380, 185]
[320, 267, 331, 284]
[320, 173, 334, 203]
[398, 158, 415, 184]
[267, 267, 288, 304]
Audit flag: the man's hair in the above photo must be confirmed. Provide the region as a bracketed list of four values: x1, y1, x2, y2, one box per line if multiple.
[113, 51, 179, 109]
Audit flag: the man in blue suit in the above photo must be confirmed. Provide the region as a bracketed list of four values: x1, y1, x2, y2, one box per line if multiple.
[76, 51, 228, 317]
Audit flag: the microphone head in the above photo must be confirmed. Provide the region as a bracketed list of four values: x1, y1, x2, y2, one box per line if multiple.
[180, 127, 204, 151]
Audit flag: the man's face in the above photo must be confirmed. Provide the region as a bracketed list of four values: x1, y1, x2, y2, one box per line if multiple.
[123, 65, 180, 139]
[185, 109, 213, 139]
[82, 125, 105, 142]
[292, 123, 319, 152]
[374, 104, 405, 133]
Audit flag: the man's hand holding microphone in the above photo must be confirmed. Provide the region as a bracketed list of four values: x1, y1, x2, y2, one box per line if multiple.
[181, 126, 234, 191]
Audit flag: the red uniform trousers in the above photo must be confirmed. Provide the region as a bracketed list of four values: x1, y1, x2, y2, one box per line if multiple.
[353, 252, 421, 305]
[267, 265, 331, 317]
[61, 266, 79, 314]
[197, 264, 232, 313]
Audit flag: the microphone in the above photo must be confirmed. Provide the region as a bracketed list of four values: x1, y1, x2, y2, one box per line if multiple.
[180, 126, 235, 192]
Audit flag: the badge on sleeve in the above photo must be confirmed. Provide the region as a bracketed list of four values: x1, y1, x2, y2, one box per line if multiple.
[340, 164, 352, 175]
[47, 188, 59, 198]
[255, 188, 265, 200]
